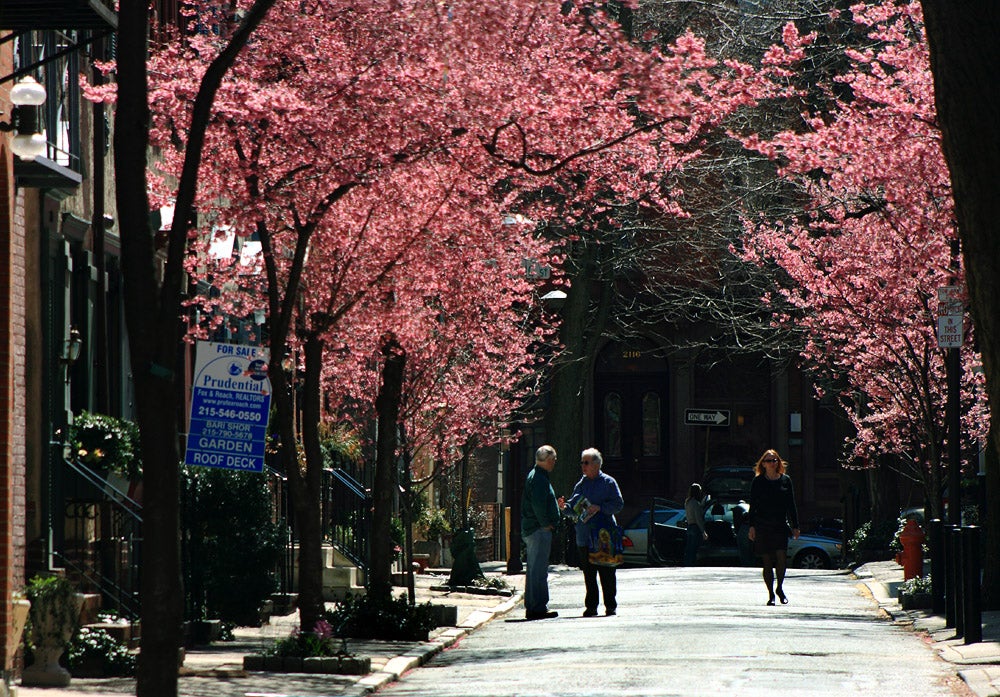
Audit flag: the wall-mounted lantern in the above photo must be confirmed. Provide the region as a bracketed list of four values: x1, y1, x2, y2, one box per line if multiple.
[61, 327, 82, 382]
[0, 75, 48, 161]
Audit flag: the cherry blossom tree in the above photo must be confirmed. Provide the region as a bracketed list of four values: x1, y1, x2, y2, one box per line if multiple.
[145, 0, 768, 632]
[736, 5, 988, 520]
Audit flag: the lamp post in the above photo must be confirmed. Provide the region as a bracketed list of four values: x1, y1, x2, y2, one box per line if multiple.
[1, 75, 48, 161]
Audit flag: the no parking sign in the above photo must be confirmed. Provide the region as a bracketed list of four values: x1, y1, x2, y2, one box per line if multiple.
[184, 341, 271, 472]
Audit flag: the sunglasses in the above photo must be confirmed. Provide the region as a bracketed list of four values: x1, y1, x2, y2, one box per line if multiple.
[763, 457, 779, 463]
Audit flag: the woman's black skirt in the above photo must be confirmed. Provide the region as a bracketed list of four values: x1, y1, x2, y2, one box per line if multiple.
[753, 521, 790, 555]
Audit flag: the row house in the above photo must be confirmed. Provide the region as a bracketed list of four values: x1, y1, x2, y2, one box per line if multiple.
[2, 1, 129, 689]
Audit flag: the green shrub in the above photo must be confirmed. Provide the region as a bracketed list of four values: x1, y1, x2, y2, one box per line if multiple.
[68, 628, 136, 677]
[416, 507, 451, 540]
[181, 467, 285, 626]
[848, 520, 902, 558]
[325, 593, 436, 641]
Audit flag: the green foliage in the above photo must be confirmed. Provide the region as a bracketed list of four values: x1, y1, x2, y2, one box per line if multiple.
[325, 593, 437, 641]
[67, 628, 136, 677]
[390, 516, 405, 549]
[267, 620, 346, 658]
[67, 411, 142, 479]
[181, 466, 285, 626]
[416, 507, 451, 540]
[24, 575, 78, 648]
[471, 576, 511, 592]
[848, 520, 902, 558]
[900, 575, 932, 596]
[319, 423, 363, 465]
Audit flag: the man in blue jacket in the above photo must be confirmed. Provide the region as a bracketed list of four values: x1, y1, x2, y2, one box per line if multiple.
[520, 445, 561, 620]
[560, 448, 623, 616]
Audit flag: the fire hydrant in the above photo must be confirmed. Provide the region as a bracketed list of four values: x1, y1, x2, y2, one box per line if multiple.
[895, 518, 925, 580]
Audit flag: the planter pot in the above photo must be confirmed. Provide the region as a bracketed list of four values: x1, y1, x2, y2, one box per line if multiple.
[192, 619, 222, 645]
[8, 598, 30, 667]
[900, 592, 933, 610]
[21, 594, 83, 687]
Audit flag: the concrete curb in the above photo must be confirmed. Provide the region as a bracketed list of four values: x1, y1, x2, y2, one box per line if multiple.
[355, 592, 520, 694]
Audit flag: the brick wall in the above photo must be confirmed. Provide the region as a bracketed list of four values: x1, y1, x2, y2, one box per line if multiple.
[1, 124, 30, 677]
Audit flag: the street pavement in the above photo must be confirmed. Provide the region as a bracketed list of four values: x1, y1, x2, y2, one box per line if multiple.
[14, 560, 1000, 697]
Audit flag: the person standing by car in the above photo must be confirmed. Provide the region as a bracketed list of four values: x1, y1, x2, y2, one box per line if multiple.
[684, 483, 709, 565]
[521, 445, 562, 620]
[559, 448, 624, 617]
[748, 449, 800, 605]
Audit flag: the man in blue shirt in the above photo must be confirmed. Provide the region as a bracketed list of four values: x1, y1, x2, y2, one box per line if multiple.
[560, 448, 623, 617]
[520, 445, 562, 620]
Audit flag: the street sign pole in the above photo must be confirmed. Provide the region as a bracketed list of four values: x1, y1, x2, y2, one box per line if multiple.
[948, 346, 962, 527]
[937, 284, 964, 526]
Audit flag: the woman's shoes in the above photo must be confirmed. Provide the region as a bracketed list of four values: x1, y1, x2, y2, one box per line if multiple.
[776, 588, 788, 604]
[766, 597, 775, 606]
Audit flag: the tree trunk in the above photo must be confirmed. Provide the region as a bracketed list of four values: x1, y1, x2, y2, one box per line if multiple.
[983, 420, 1000, 606]
[115, 4, 280, 693]
[370, 337, 406, 599]
[920, 0, 1000, 608]
[115, 5, 182, 695]
[292, 332, 327, 632]
[543, 245, 612, 498]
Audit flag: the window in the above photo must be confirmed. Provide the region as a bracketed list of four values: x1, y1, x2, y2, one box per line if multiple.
[642, 392, 660, 456]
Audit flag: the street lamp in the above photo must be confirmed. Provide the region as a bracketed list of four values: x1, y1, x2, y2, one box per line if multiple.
[1, 76, 48, 161]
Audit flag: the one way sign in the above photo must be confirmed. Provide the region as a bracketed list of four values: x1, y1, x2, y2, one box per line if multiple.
[685, 409, 730, 427]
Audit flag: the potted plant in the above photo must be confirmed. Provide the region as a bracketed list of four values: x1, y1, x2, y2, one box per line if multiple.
[415, 507, 451, 567]
[67, 411, 143, 504]
[21, 575, 83, 687]
[899, 575, 933, 610]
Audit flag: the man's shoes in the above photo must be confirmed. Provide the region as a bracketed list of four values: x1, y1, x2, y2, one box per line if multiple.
[582, 608, 598, 617]
[526, 610, 559, 620]
[605, 608, 616, 616]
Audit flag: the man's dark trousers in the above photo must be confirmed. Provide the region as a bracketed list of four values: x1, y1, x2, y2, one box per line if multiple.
[578, 546, 616, 614]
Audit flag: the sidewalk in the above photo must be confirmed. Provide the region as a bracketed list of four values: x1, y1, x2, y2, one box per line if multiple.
[856, 560, 1000, 697]
[15, 562, 523, 697]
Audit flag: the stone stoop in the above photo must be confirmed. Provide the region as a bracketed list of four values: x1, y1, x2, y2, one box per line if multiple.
[322, 564, 365, 602]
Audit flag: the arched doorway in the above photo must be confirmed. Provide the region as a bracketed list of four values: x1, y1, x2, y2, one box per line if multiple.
[593, 340, 671, 508]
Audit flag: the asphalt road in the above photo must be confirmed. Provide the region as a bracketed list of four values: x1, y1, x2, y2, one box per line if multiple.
[377, 564, 966, 697]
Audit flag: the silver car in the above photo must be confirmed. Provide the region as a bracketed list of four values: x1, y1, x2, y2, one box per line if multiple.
[623, 501, 843, 568]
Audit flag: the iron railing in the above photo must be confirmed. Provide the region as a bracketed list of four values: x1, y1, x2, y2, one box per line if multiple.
[322, 467, 370, 573]
[56, 455, 142, 620]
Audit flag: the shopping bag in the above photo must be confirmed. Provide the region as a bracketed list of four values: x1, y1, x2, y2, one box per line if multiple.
[587, 515, 624, 567]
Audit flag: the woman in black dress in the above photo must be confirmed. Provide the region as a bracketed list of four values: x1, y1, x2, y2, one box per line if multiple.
[747, 449, 800, 605]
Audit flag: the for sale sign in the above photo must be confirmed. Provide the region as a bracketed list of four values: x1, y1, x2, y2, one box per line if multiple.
[184, 341, 271, 472]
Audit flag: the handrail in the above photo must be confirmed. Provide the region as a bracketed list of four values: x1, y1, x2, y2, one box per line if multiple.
[325, 466, 367, 499]
[322, 466, 370, 572]
[59, 450, 142, 522]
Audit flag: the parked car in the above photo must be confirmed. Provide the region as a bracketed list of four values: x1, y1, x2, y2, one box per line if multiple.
[802, 517, 844, 540]
[621, 497, 843, 568]
[621, 505, 685, 565]
[788, 533, 843, 569]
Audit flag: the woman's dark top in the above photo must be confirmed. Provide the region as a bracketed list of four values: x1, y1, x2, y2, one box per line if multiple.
[748, 473, 799, 530]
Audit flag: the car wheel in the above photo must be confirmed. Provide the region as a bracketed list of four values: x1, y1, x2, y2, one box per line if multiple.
[794, 548, 829, 569]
